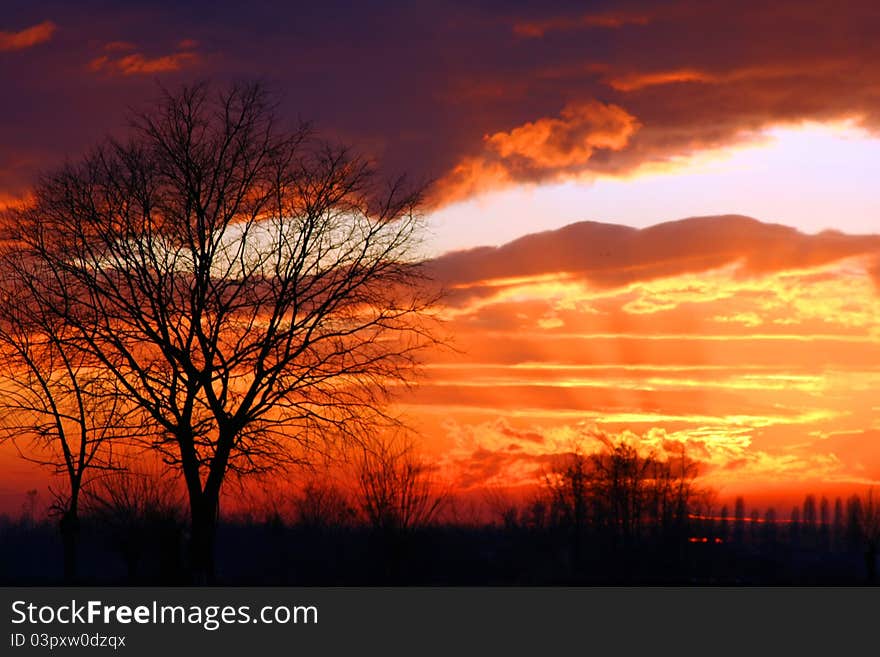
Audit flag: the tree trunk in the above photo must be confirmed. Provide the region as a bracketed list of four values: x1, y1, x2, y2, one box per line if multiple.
[59, 510, 80, 583]
[865, 545, 877, 584]
[188, 493, 218, 584]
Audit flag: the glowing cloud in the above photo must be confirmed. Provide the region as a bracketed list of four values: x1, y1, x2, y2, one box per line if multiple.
[403, 216, 880, 498]
[435, 101, 639, 203]
[0, 21, 56, 52]
[88, 41, 199, 76]
[513, 11, 650, 38]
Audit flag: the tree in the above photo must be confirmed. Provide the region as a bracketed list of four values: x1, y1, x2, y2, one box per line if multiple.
[84, 466, 183, 582]
[857, 489, 880, 583]
[733, 496, 746, 544]
[542, 439, 700, 572]
[719, 505, 729, 542]
[355, 435, 446, 535]
[763, 507, 777, 546]
[292, 477, 354, 530]
[846, 495, 863, 553]
[749, 509, 760, 545]
[0, 260, 125, 581]
[590, 442, 654, 550]
[833, 497, 845, 552]
[648, 441, 698, 542]
[6, 81, 435, 581]
[789, 507, 801, 546]
[802, 494, 817, 547]
[819, 496, 830, 551]
[545, 448, 590, 526]
[544, 446, 592, 568]
[842, 489, 880, 582]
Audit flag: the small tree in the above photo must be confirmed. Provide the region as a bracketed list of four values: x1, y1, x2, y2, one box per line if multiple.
[355, 436, 446, 535]
[719, 505, 730, 542]
[0, 262, 125, 580]
[763, 507, 778, 546]
[545, 448, 591, 532]
[856, 489, 880, 583]
[818, 496, 830, 551]
[833, 497, 845, 552]
[292, 477, 354, 530]
[84, 466, 183, 581]
[544, 446, 592, 569]
[733, 496, 746, 544]
[590, 442, 655, 549]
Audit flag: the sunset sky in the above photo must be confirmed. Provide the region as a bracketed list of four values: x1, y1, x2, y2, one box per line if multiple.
[2, 0, 880, 512]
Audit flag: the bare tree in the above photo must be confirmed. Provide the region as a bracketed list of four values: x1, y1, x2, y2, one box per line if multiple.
[543, 445, 599, 573]
[733, 496, 746, 544]
[292, 477, 354, 530]
[719, 505, 729, 542]
[819, 496, 830, 551]
[84, 466, 184, 581]
[763, 507, 778, 546]
[833, 497, 845, 552]
[855, 489, 880, 583]
[543, 439, 700, 570]
[802, 493, 817, 548]
[590, 442, 656, 549]
[544, 446, 591, 537]
[5, 81, 435, 581]
[483, 486, 523, 530]
[750, 509, 760, 545]
[0, 260, 125, 580]
[789, 507, 801, 546]
[355, 436, 446, 534]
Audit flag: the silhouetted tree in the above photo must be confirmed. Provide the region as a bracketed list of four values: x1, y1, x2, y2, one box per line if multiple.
[749, 509, 760, 545]
[846, 495, 863, 553]
[802, 494, 817, 528]
[733, 496, 746, 544]
[819, 496, 830, 551]
[0, 265, 126, 581]
[833, 497, 845, 552]
[694, 489, 719, 539]
[6, 82, 435, 582]
[84, 467, 183, 581]
[355, 436, 446, 535]
[666, 441, 699, 540]
[802, 494, 817, 547]
[483, 487, 522, 531]
[763, 507, 778, 546]
[789, 507, 801, 547]
[590, 442, 655, 550]
[857, 489, 880, 583]
[719, 505, 729, 542]
[545, 447, 591, 563]
[19, 489, 40, 528]
[544, 439, 700, 571]
[544, 451, 589, 525]
[292, 478, 354, 530]
[523, 499, 548, 531]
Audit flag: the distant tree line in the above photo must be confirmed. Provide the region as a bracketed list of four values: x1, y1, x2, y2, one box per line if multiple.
[2, 441, 879, 584]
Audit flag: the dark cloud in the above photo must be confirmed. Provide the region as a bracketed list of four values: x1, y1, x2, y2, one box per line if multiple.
[427, 215, 880, 289]
[3, 0, 880, 203]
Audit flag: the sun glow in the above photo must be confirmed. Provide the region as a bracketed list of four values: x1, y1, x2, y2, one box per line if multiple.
[402, 243, 880, 500]
[427, 120, 880, 257]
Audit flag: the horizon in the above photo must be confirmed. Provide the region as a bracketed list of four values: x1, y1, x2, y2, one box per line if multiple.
[2, 211, 879, 516]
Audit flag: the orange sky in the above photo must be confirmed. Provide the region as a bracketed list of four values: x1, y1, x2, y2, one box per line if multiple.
[387, 217, 880, 510]
[3, 1, 880, 515]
